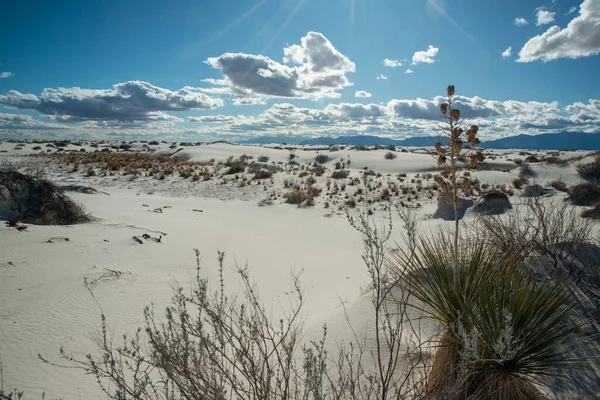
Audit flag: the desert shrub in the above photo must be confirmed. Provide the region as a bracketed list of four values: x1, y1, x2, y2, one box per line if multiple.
[569, 183, 600, 206]
[314, 154, 329, 164]
[310, 165, 326, 176]
[543, 156, 566, 166]
[331, 170, 349, 179]
[513, 158, 523, 165]
[257, 155, 269, 163]
[519, 164, 536, 182]
[253, 169, 272, 180]
[226, 162, 246, 175]
[522, 184, 548, 197]
[577, 157, 600, 182]
[549, 179, 568, 192]
[476, 196, 596, 263]
[0, 169, 91, 225]
[384, 151, 397, 160]
[581, 204, 600, 220]
[283, 189, 308, 205]
[512, 178, 524, 189]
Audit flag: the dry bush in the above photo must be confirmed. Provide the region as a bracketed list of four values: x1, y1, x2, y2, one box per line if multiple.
[476, 196, 596, 260]
[569, 183, 600, 206]
[577, 156, 600, 182]
[0, 169, 91, 225]
[39, 211, 431, 400]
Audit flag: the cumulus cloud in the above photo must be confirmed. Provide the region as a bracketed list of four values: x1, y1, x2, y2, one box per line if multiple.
[205, 32, 355, 102]
[518, 0, 600, 62]
[0, 81, 223, 123]
[536, 8, 556, 26]
[502, 46, 512, 59]
[383, 59, 402, 67]
[0, 113, 67, 130]
[188, 115, 236, 123]
[355, 90, 372, 98]
[515, 17, 528, 26]
[411, 45, 439, 65]
[377, 74, 388, 80]
[405, 69, 414, 74]
[0, 72, 13, 78]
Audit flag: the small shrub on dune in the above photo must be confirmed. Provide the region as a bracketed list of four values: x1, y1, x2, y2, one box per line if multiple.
[577, 157, 600, 182]
[549, 179, 568, 192]
[581, 203, 600, 220]
[314, 154, 329, 164]
[568, 183, 600, 206]
[257, 155, 269, 163]
[226, 162, 246, 175]
[331, 170, 349, 179]
[0, 169, 91, 225]
[384, 151, 397, 160]
[253, 169, 272, 180]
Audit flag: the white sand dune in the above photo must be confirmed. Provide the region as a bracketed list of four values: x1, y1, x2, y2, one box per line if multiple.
[0, 141, 598, 399]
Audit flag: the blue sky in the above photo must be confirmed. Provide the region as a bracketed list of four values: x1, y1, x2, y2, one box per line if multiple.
[1, 0, 599, 141]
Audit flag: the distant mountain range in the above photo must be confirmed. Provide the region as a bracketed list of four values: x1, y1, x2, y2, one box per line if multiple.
[238, 132, 600, 150]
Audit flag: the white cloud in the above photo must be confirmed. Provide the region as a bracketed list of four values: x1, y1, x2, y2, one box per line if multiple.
[568, 6, 577, 14]
[377, 74, 388, 80]
[206, 31, 355, 102]
[411, 45, 439, 65]
[2, 87, 598, 141]
[502, 46, 512, 59]
[188, 115, 236, 123]
[355, 90, 372, 98]
[515, 17, 528, 26]
[383, 58, 402, 67]
[0, 72, 13, 78]
[518, 0, 600, 62]
[0, 81, 223, 122]
[405, 68, 414, 74]
[536, 8, 556, 26]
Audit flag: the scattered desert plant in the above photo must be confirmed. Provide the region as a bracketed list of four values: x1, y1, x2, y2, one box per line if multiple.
[314, 154, 329, 164]
[549, 179, 568, 192]
[512, 178, 524, 190]
[384, 152, 397, 160]
[257, 155, 270, 163]
[568, 182, 600, 206]
[331, 170, 349, 180]
[577, 156, 600, 182]
[581, 203, 600, 220]
[518, 164, 536, 183]
[0, 169, 91, 225]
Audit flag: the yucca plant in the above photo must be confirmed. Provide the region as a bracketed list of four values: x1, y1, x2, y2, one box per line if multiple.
[388, 233, 591, 399]
[434, 85, 485, 253]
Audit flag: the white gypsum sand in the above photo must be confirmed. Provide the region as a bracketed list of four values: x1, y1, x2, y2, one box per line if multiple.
[0, 140, 598, 399]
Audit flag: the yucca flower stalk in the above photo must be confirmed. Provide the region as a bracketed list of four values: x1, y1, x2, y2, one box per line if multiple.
[435, 85, 484, 257]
